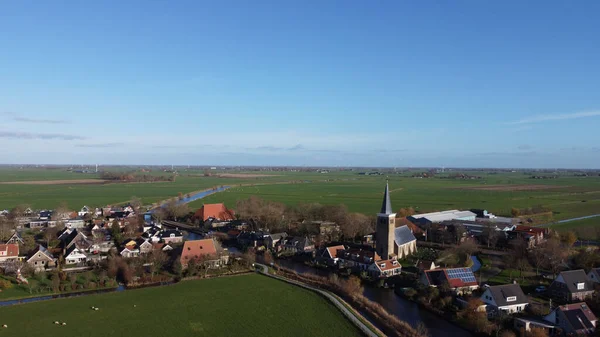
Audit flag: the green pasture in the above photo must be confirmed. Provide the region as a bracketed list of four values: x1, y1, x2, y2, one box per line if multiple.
[2, 168, 600, 224]
[0, 274, 361, 337]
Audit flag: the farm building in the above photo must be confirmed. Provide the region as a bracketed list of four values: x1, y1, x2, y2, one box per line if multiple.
[409, 210, 476, 226]
[193, 203, 235, 222]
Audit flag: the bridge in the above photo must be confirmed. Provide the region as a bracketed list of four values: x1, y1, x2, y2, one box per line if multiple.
[161, 220, 205, 236]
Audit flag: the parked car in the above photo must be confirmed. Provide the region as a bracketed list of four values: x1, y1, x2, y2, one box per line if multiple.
[535, 286, 547, 293]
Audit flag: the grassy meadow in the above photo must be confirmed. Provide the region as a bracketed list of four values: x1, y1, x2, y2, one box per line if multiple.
[0, 274, 361, 337]
[1, 167, 600, 224]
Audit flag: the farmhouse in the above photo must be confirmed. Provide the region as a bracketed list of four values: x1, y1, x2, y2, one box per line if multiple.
[544, 302, 597, 335]
[0, 243, 19, 263]
[375, 182, 417, 260]
[180, 238, 228, 268]
[421, 267, 479, 294]
[159, 229, 183, 244]
[480, 284, 529, 317]
[548, 270, 594, 303]
[193, 203, 235, 222]
[337, 248, 380, 271]
[27, 245, 56, 272]
[318, 244, 346, 266]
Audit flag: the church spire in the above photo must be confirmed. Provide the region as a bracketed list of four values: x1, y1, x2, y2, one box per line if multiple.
[380, 180, 392, 214]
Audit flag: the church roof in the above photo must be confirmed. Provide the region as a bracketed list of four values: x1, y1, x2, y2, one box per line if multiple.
[380, 182, 393, 215]
[394, 225, 417, 246]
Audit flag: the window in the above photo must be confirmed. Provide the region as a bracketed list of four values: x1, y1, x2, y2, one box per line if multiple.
[506, 296, 517, 302]
[577, 282, 585, 290]
[380, 263, 386, 268]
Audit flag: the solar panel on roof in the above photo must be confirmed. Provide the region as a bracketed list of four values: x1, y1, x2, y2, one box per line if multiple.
[447, 268, 476, 283]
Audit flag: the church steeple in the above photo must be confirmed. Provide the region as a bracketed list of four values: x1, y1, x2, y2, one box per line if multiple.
[380, 180, 392, 215]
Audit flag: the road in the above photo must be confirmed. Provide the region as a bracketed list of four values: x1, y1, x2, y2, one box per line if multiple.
[254, 263, 380, 337]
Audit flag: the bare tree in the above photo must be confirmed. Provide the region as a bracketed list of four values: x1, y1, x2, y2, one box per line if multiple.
[148, 250, 167, 279]
[543, 238, 566, 277]
[44, 227, 58, 248]
[129, 196, 143, 213]
[529, 246, 546, 276]
[9, 204, 31, 220]
[481, 223, 500, 248]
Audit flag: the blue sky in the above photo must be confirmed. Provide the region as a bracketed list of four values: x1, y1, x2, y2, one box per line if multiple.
[1, 1, 599, 168]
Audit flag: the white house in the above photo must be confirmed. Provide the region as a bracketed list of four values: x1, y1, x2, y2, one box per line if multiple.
[480, 284, 529, 317]
[64, 246, 88, 265]
[78, 206, 91, 217]
[367, 259, 402, 278]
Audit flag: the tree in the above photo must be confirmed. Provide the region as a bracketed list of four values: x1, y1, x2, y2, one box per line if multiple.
[515, 257, 532, 280]
[9, 204, 31, 220]
[572, 248, 600, 271]
[148, 250, 167, 279]
[129, 196, 143, 212]
[481, 223, 500, 248]
[22, 235, 36, 255]
[110, 220, 122, 245]
[0, 217, 14, 241]
[528, 327, 549, 337]
[529, 247, 547, 276]
[511, 208, 521, 217]
[44, 227, 58, 248]
[163, 199, 189, 221]
[560, 231, 577, 250]
[543, 238, 566, 277]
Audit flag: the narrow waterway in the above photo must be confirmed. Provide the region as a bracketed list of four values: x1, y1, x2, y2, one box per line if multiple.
[149, 185, 231, 213]
[274, 259, 472, 337]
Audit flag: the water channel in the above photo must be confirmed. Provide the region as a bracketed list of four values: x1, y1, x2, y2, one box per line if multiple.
[273, 259, 472, 337]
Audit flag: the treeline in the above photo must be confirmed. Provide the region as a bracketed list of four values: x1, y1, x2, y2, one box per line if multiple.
[235, 196, 374, 239]
[101, 172, 175, 182]
[510, 205, 552, 217]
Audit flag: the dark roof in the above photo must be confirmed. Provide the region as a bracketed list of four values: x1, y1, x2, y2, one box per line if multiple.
[557, 303, 597, 332]
[425, 268, 478, 288]
[486, 284, 528, 307]
[159, 229, 183, 238]
[394, 225, 416, 246]
[380, 182, 393, 215]
[557, 270, 593, 293]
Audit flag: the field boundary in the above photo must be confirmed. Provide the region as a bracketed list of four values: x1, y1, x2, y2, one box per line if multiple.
[254, 263, 383, 337]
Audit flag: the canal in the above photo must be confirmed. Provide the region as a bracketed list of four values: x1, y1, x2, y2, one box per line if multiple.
[274, 259, 472, 337]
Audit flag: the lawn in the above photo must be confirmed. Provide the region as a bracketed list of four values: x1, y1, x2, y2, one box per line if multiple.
[0, 274, 361, 337]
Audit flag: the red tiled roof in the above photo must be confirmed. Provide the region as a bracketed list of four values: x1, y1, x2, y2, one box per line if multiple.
[180, 239, 217, 266]
[193, 203, 235, 221]
[374, 259, 402, 272]
[0, 244, 19, 257]
[514, 225, 546, 235]
[396, 217, 423, 234]
[326, 245, 346, 259]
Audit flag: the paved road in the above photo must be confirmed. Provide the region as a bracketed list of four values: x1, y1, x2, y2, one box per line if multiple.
[254, 263, 379, 337]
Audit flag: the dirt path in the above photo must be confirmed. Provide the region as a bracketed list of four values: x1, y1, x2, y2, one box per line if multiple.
[0, 179, 107, 185]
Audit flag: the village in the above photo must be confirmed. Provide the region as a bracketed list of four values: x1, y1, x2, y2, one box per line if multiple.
[1, 183, 599, 337]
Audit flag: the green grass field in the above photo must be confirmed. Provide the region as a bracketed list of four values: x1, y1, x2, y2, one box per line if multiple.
[2, 168, 600, 223]
[0, 274, 361, 337]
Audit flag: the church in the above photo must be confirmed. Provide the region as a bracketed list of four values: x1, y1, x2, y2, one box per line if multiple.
[375, 182, 417, 260]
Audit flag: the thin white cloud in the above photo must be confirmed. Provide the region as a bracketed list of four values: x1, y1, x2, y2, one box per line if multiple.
[508, 111, 600, 125]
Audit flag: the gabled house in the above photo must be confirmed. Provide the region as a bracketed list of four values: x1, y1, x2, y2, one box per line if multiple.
[180, 238, 227, 268]
[6, 232, 25, 245]
[368, 259, 401, 278]
[421, 267, 479, 294]
[587, 268, 600, 284]
[544, 302, 597, 336]
[138, 239, 153, 254]
[0, 243, 19, 263]
[549, 270, 594, 303]
[142, 226, 162, 243]
[480, 284, 529, 317]
[280, 236, 314, 254]
[159, 229, 183, 244]
[318, 245, 346, 266]
[78, 206, 91, 217]
[58, 228, 91, 251]
[27, 245, 56, 272]
[120, 239, 140, 258]
[511, 225, 547, 248]
[193, 203, 235, 222]
[152, 243, 173, 252]
[337, 249, 380, 271]
[64, 245, 87, 265]
[265, 232, 288, 248]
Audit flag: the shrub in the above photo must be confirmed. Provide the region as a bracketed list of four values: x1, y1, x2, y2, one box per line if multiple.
[0, 279, 13, 290]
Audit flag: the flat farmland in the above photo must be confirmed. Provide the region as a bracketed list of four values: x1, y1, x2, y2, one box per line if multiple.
[0, 274, 361, 337]
[2, 168, 600, 223]
[193, 173, 600, 220]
